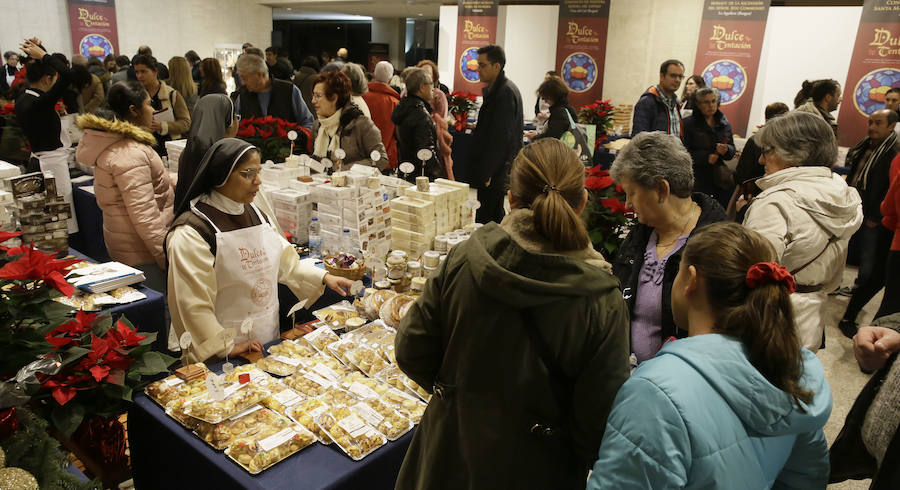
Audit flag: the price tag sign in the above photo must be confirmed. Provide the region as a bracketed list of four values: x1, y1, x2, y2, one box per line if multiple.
[240, 318, 253, 336]
[399, 162, 415, 174]
[416, 149, 433, 161]
[287, 130, 298, 141]
[206, 373, 227, 401]
[179, 332, 193, 350]
[333, 149, 346, 161]
[370, 150, 381, 162]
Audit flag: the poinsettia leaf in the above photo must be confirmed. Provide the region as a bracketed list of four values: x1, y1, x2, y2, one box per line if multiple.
[133, 351, 174, 375]
[91, 314, 113, 336]
[137, 331, 157, 346]
[51, 402, 85, 437]
[60, 346, 91, 367]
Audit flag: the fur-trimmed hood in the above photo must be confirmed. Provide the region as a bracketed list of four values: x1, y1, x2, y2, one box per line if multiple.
[76, 114, 155, 167]
[500, 208, 613, 274]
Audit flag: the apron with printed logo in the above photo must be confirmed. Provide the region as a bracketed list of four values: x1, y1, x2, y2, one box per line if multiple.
[191, 200, 283, 344]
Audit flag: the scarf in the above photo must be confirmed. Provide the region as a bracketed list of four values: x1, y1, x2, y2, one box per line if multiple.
[849, 132, 897, 190]
[314, 108, 342, 158]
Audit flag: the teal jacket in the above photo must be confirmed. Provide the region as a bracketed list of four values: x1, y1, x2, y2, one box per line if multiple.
[588, 334, 832, 489]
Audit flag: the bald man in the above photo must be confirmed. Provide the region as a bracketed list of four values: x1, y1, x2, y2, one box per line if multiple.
[839, 108, 900, 338]
[336, 47, 348, 61]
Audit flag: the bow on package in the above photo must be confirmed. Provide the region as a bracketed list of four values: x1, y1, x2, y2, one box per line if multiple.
[745, 262, 796, 294]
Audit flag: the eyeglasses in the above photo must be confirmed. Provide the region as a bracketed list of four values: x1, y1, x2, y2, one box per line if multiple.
[237, 168, 261, 180]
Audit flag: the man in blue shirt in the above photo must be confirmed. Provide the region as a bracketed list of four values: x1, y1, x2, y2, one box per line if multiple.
[234, 54, 313, 129]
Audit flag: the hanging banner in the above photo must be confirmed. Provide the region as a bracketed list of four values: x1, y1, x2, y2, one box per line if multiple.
[838, 0, 900, 147]
[554, 0, 610, 109]
[67, 0, 119, 59]
[692, 0, 770, 138]
[453, 0, 498, 96]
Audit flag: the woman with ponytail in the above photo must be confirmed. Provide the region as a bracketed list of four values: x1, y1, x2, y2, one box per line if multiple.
[394, 138, 629, 489]
[589, 222, 832, 489]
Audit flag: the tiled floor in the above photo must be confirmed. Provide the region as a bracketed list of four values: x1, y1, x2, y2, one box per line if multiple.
[821, 268, 883, 489]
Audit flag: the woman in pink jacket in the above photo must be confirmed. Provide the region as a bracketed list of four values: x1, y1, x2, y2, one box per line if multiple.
[75, 81, 174, 290]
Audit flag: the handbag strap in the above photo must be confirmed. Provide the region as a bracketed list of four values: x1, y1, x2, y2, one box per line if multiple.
[564, 107, 578, 130]
[791, 235, 839, 276]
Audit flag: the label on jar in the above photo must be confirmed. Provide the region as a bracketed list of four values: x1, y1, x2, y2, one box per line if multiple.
[229, 404, 263, 421]
[272, 389, 303, 408]
[258, 428, 297, 452]
[351, 402, 385, 427]
[348, 382, 379, 400]
[337, 413, 368, 438]
[271, 355, 303, 367]
[303, 371, 333, 388]
[311, 363, 341, 382]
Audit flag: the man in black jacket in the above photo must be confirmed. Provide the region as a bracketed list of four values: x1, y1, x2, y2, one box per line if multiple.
[839, 109, 900, 337]
[469, 44, 523, 224]
[234, 53, 313, 129]
[0, 51, 19, 95]
[391, 67, 445, 181]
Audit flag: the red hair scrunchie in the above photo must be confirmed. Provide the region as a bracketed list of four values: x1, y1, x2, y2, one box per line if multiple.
[745, 262, 796, 294]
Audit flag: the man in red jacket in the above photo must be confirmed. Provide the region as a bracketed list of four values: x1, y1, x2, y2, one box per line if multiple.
[363, 61, 400, 169]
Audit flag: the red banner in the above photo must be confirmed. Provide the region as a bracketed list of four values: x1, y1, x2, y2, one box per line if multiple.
[555, 0, 610, 109]
[453, 0, 498, 96]
[692, 0, 770, 138]
[67, 0, 119, 59]
[837, 1, 900, 146]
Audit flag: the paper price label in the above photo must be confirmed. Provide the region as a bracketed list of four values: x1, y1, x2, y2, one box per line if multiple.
[163, 377, 185, 388]
[308, 405, 328, 418]
[416, 149, 433, 161]
[370, 150, 381, 162]
[272, 389, 303, 407]
[398, 162, 415, 174]
[258, 428, 297, 452]
[223, 381, 246, 399]
[240, 318, 253, 335]
[287, 130, 298, 141]
[303, 371, 333, 388]
[206, 374, 227, 401]
[333, 149, 346, 161]
[311, 363, 340, 382]
[228, 404, 263, 422]
[271, 355, 303, 367]
[348, 382, 379, 400]
[387, 388, 419, 403]
[337, 414, 368, 438]
[351, 402, 384, 427]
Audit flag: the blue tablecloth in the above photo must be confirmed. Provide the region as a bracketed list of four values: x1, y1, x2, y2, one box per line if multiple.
[67, 248, 167, 352]
[128, 355, 414, 490]
[70, 181, 110, 262]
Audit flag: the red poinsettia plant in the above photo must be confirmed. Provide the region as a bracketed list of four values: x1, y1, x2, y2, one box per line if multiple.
[236, 116, 312, 163]
[578, 99, 615, 133]
[583, 164, 631, 258]
[447, 91, 478, 131]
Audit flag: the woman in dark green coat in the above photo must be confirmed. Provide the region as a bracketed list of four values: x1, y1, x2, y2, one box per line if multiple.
[395, 138, 630, 489]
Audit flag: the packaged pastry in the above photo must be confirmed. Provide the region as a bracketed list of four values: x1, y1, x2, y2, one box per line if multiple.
[312, 301, 363, 333]
[346, 345, 390, 378]
[194, 405, 287, 450]
[225, 424, 316, 474]
[376, 365, 431, 402]
[315, 406, 387, 460]
[145, 366, 209, 406]
[262, 383, 306, 416]
[349, 398, 413, 440]
[164, 395, 204, 430]
[359, 289, 397, 320]
[301, 325, 341, 354]
[319, 387, 357, 408]
[288, 397, 333, 443]
[347, 320, 395, 343]
[339, 372, 390, 399]
[256, 355, 306, 377]
[380, 388, 428, 423]
[327, 337, 359, 366]
[306, 355, 353, 380]
[222, 365, 268, 383]
[185, 383, 266, 424]
[367, 331, 397, 364]
[283, 369, 334, 397]
[268, 339, 316, 359]
[379, 294, 416, 328]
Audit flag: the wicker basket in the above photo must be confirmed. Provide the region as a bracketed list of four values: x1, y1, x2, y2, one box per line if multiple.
[323, 255, 366, 280]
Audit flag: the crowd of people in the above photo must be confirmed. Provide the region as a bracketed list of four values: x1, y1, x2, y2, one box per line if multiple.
[2, 34, 899, 488]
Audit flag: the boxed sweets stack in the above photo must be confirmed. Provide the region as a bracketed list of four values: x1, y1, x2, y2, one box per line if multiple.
[312, 181, 391, 257]
[433, 179, 471, 231]
[398, 183, 457, 235]
[6, 172, 71, 251]
[270, 189, 313, 244]
[390, 196, 435, 256]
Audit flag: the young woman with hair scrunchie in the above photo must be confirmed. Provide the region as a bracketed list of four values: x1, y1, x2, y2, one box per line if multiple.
[589, 222, 832, 489]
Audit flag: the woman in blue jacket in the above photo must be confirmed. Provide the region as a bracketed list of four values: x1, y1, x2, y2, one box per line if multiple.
[589, 222, 832, 489]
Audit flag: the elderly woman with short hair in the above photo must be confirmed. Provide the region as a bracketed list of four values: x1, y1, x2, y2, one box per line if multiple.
[682, 86, 736, 208]
[743, 111, 863, 351]
[341, 62, 371, 119]
[611, 131, 727, 363]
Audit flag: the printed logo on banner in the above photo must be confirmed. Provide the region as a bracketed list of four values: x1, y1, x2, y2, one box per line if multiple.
[701, 60, 747, 105]
[79, 34, 113, 58]
[869, 28, 900, 58]
[561, 52, 598, 93]
[459, 48, 480, 82]
[852, 67, 900, 116]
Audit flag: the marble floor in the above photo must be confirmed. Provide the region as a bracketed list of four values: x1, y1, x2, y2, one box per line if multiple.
[821, 267, 883, 490]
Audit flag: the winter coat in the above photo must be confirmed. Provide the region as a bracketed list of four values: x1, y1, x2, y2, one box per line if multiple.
[883, 156, 900, 251]
[845, 136, 900, 222]
[391, 94, 446, 181]
[829, 313, 900, 489]
[589, 334, 832, 489]
[795, 98, 839, 139]
[532, 98, 576, 141]
[293, 66, 318, 111]
[612, 193, 726, 344]
[75, 114, 174, 268]
[311, 103, 388, 170]
[79, 73, 105, 114]
[632, 85, 682, 138]
[395, 209, 630, 490]
[469, 71, 523, 190]
[363, 81, 401, 168]
[682, 110, 737, 194]
[743, 166, 863, 350]
[151, 80, 191, 140]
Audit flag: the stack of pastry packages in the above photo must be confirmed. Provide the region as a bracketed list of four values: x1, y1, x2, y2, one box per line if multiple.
[391, 178, 470, 256]
[3, 172, 71, 251]
[145, 299, 430, 472]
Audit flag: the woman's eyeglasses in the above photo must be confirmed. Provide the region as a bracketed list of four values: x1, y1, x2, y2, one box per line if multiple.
[237, 168, 261, 180]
